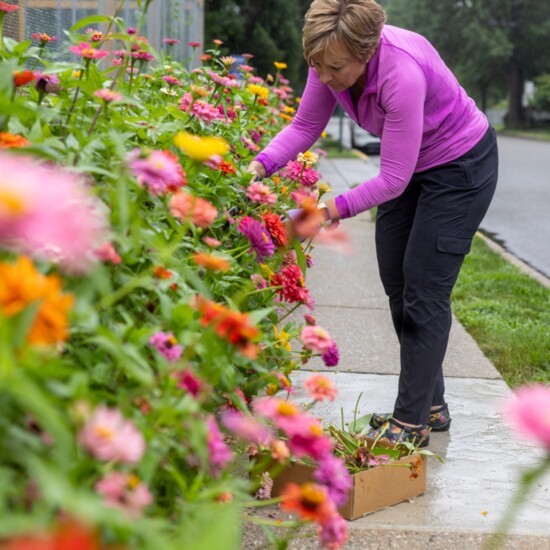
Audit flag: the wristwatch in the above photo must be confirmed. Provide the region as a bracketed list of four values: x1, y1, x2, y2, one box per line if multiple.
[317, 202, 332, 226]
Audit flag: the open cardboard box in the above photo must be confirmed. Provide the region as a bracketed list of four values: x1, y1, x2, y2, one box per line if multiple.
[253, 448, 427, 521]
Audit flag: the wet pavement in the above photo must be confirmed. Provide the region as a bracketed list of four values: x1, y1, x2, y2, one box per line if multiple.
[249, 153, 550, 548]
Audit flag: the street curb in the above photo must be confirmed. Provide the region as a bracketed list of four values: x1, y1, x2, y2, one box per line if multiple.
[476, 231, 550, 289]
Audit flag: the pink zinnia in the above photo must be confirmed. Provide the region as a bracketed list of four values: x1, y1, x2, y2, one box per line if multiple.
[208, 71, 239, 88]
[69, 42, 109, 59]
[301, 325, 334, 354]
[127, 149, 186, 196]
[206, 415, 233, 477]
[173, 369, 204, 398]
[238, 216, 275, 262]
[188, 41, 201, 48]
[221, 410, 273, 446]
[271, 264, 313, 308]
[95, 471, 153, 517]
[161, 75, 182, 86]
[318, 512, 348, 549]
[322, 341, 340, 367]
[246, 181, 277, 205]
[169, 191, 218, 228]
[314, 454, 352, 507]
[282, 160, 320, 188]
[79, 406, 146, 464]
[504, 384, 550, 450]
[0, 151, 107, 272]
[94, 89, 122, 102]
[94, 242, 121, 264]
[149, 331, 183, 363]
[304, 374, 338, 402]
[163, 37, 181, 45]
[131, 49, 154, 61]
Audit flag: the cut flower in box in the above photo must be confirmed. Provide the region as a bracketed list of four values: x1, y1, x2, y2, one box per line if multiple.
[250, 391, 441, 521]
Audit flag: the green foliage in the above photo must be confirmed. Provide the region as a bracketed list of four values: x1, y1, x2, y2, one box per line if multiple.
[533, 73, 550, 111]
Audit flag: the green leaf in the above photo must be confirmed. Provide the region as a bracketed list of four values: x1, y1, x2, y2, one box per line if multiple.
[69, 15, 112, 32]
[347, 413, 373, 435]
[292, 239, 307, 277]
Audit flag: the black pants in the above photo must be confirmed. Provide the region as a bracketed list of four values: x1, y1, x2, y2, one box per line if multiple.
[375, 127, 498, 425]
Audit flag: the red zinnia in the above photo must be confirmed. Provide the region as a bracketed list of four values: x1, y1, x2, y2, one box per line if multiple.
[13, 71, 36, 87]
[262, 211, 289, 247]
[218, 160, 236, 175]
[271, 263, 312, 306]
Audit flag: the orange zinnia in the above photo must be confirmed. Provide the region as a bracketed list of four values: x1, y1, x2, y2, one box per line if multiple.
[280, 482, 334, 522]
[13, 70, 36, 87]
[0, 256, 74, 346]
[192, 252, 231, 272]
[0, 132, 30, 149]
[153, 266, 173, 279]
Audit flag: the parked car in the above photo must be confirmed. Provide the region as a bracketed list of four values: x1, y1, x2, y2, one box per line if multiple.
[350, 120, 381, 155]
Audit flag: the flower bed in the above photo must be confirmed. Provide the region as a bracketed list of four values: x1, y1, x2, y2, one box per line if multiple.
[0, 2, 349, 549]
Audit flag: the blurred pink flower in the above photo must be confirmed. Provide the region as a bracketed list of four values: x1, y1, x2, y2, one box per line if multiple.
[149, 331, 183, 363]
[161, 75, 182, 87]
[131, 49, 154, 62]
[246, 182, 277, 205]
[188, 41, 201, 48]
[314, 227, 353, 255]
[94, 89, 122, 102]
[238, 216, 275, 262]
[304, 374, 338, 402]
[203, 236, 221, 247]
[173, 369, 205, 398]
[206, 415, 233, 477]
[127, 149, 186, 196]
[69, 42, 109, 59]
[79, 406, 145, 464]
[318, 511, 348, 549]
[282, 161, 320, 188]
[0, 151, 108, 272]
[314, 454, 352, 507]
[504, 384, 550, 450]
[163, 37, 181, 45]
[169, 191, 218, 228]
[95, 471, 152, 517]
[94, 242, 121, 264]
[301, 325, 334, 354]
[221, 410, 273, 445]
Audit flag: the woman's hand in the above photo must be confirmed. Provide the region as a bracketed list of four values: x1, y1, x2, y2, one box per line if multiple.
[246, 160, 266, 179]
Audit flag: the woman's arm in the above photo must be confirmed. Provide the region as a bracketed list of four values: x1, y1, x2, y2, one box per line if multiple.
[252, 68, 337, 177]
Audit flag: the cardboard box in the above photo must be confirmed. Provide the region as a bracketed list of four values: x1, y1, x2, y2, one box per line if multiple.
[255, 453, 427, 521]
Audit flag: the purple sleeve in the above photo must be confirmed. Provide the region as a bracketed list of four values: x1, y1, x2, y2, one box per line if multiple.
[254, 68, 337, 177]
[336, 57, 427, 218]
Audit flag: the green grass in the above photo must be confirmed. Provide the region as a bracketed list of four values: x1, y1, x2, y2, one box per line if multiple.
[496, 127, 550, 141]
[452, 236, 550, 387]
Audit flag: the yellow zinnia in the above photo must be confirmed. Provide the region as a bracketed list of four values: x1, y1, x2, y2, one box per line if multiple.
[246, 84, 269, 100]
[274, 61, 287, 70]
[174, 132, 228, 162]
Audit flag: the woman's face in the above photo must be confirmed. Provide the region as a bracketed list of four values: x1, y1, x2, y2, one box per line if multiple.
[310, 41, 368, 92]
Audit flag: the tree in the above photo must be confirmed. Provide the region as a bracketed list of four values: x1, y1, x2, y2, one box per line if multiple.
[204, 0, 310, 92]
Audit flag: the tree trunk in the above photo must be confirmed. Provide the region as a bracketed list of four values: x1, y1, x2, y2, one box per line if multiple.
[506, 60, 524, 129]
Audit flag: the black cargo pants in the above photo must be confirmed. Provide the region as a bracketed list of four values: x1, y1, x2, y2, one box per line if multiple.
[375, 127, 498, 425]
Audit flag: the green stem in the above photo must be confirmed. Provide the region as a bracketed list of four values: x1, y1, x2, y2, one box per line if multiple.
[63, 64, 85, 138]
[277, 303, 302, 324]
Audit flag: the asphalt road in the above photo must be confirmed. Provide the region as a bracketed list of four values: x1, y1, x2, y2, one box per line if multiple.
[481, 134, 550, 277]
[345, 126, 550, 278]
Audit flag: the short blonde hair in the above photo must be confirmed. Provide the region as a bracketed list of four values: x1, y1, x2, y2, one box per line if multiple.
[303, 0, 386, 64]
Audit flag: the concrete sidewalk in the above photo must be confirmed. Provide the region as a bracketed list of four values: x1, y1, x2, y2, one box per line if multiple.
[284, 155, 550, 548]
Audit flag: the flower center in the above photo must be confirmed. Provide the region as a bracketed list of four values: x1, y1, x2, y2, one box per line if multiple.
[276, 402, 298, 416]
[94, 426, 114, 440]
[0, 189, 26, 216]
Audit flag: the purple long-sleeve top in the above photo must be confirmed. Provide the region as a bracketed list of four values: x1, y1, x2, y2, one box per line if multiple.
[255, 25, 488, 219]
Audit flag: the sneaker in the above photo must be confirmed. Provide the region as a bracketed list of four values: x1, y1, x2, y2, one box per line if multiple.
[366, 418, 431, 448]
[369, 403, 452, 432]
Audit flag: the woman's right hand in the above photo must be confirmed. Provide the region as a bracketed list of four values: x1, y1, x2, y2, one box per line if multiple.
[246, 160, 266, 179]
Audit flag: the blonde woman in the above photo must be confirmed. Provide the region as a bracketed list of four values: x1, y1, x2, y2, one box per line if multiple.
[248, 0, 498, 447]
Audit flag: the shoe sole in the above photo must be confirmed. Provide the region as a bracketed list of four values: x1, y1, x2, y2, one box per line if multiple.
[370, 418, 452, 432]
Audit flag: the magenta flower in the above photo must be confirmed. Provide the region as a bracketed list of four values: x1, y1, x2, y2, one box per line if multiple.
[318, 512, 348, 549]
[127, 27, 137, 35]
[208, 71, 239, 88]
[94, 89, 122, 102]
[131, 49, 155, 62]
[282, 160, 320, 188]
[149, 331, 183, 363]
[163, 37, 181, 45]
[206, 415, 233, 477]
[314, 455, 352, 507]
[188, 41, 201, 48]
[322, 341, 340, 367]
[161, 75, 182, 87]
[34, 73, 61, 94]
[69, 41, 109, 59]
[31, 33, 57, 44]
[173, 369, 205, 398]
[301, 325, 334, 354]
[504, 384, 550, 450]
[221, 410, 273, 445]
[95, 471, 153, 517]
[113, 49, 127, 58]
[238, 216, 275, 262]
[127, 148, 186, 196]
[0, 151, 108, 272]
[246, 182, 277, 205]
[79, 406, 146, 464]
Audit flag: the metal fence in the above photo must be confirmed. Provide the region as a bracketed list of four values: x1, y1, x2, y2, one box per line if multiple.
[3, 0, 204, 66]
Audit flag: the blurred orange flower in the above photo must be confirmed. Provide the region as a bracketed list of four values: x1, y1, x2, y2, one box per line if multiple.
[0, 132, 30, 148]
[192, 252, 231, 272]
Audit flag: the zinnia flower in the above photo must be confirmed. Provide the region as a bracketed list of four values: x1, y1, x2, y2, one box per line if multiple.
[0, 132, 29, 148]
[0, 256, 74, 346]
[94, 89, 122, 102]
[174, 132, 228, 162]
[247, 84, 269, 99]
[0, 2, 19, 13]
[281, 483, 335, 522]
[222, 410, 273, 445]
[271, 263, 313, 307]
[95, 472, 152, 517]
[79, 405, 146, 464]
[206, 415, 232, 477]
[322, 341, 340, 367]
[127, 149, 186, 196]
[318, 512, 349, 549]
[314, 454, 352, 508]
[169, 191, 218, 228]
[0, 151, 108, 272]
[238, 216, 275, 262]
[301, 325, 334, 354]
[13, 70, 36, 87]
[149, 331, 183, 362]
[69, 42, 109, 59]
[173, 369, 205, 398]
[304, 374, 338, 402]
[246, 181, 277, 205]
[192, 252, 231, 272]
[163, 37, 181, 45]
[274, 61, 288, 70]
[262, 212, 289, 247]
[504, 384, 550, 450]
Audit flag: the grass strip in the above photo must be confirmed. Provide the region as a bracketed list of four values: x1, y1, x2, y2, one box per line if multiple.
[452, 236, 550, 387]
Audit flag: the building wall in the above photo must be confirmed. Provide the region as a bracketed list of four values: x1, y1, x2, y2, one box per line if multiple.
[3, 0, 204, 66]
